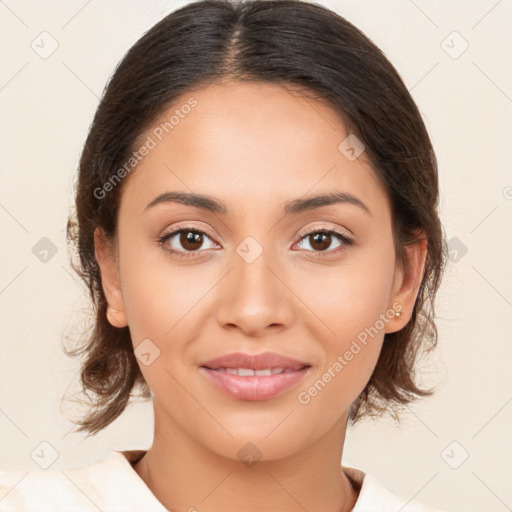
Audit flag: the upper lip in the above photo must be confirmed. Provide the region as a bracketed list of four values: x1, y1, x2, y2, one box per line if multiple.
[200, 352, 310, 371]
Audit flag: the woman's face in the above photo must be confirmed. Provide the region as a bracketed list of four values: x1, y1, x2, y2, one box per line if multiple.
[96, 80, 423, 461]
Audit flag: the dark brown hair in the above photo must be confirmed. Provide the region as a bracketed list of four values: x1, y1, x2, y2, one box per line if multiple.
[65, 0, 447, 436]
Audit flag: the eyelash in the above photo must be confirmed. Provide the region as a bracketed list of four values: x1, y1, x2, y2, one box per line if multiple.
[157, 226, 354, 260]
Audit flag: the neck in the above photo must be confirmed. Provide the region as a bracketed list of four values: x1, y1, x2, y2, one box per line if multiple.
[133, 402, 360, 512]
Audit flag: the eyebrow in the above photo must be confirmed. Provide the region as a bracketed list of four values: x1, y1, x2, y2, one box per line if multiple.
[144, 191, 371, 216]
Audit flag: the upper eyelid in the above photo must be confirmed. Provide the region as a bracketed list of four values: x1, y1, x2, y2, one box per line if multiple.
[295, 223, 352, 240]
[161, 223, 218, 240]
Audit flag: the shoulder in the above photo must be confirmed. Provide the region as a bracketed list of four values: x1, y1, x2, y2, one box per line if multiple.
[344, 466, 443, 512]
[0, 450, 165, 512]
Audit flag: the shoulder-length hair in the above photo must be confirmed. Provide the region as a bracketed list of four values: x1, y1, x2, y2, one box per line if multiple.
[65, 0, 446, 436]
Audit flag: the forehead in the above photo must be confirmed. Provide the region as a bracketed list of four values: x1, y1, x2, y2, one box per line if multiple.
[121, 80, 389, 219]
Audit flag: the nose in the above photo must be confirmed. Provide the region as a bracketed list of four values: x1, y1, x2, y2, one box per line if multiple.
[215, 246, 294, 337]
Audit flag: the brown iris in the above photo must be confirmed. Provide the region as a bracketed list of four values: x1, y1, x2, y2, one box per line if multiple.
[180, 231, 204, 251]
[308, 232, 333, 251]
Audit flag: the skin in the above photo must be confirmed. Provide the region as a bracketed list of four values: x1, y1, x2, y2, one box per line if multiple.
[94, 80, 427, 512]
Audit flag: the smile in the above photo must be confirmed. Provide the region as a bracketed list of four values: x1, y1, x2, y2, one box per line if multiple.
[199, 365, 311, 401]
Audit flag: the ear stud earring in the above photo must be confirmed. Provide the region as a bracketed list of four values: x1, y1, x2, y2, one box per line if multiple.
[107, 306, 126, 328]
[395, 311, 402, 318]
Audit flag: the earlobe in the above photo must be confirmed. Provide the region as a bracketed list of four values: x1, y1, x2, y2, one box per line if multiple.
[386, 233, 428, 333]
[106, 306, 127, 329]
[94, 227, 128, 328]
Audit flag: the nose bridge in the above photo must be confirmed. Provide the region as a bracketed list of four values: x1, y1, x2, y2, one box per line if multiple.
[236, 237, 276, 298]
[215, 234, 293, 333]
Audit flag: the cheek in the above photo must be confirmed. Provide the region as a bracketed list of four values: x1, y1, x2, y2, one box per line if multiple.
[292, 241, 396, 404]
[294, 276, 390, 425]
[118, 231, 214, 345]
[295, 240, 397, 341]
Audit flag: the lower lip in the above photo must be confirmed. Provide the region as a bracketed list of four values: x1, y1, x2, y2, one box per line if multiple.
[199, 367, 311, 401]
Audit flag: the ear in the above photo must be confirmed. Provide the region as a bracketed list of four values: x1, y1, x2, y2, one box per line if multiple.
[94, 227, 127, 328]
[386, 231, 428, 333]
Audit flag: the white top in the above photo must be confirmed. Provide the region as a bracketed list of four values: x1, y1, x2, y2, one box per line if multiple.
[0, 450, 442, 511]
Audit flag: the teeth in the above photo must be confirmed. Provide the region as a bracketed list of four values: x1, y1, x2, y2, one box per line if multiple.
[255, 369, 272, 376]
[214, 367, 288, 376]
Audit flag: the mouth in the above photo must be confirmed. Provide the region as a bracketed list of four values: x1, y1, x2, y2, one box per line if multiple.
[198, 352, 312, 401]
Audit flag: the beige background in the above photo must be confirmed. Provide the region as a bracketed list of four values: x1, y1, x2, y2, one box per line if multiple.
[1, 1, 511, 511]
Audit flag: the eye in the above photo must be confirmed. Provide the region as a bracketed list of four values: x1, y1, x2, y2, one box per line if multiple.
[158, 227, 218, 259]
[294, 228, 353, 256]
[158, 225, 353, 260]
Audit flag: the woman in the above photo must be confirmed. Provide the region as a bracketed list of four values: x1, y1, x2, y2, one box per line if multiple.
[0, 0, 446, 510]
